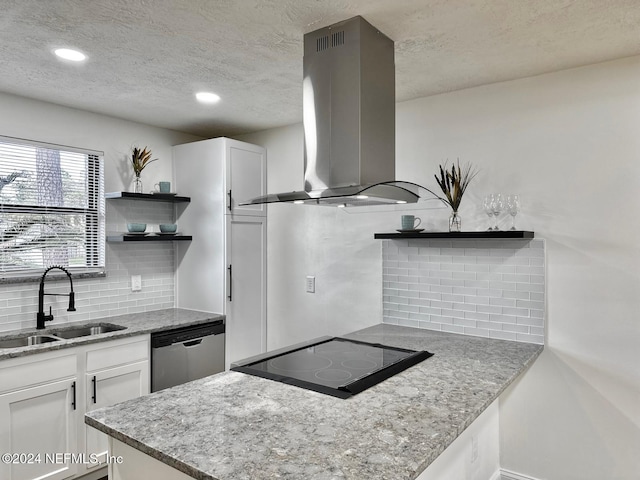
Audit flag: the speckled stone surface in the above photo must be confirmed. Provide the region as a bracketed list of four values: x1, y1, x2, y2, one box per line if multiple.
[0, 308, 223, 361]
[85, 324, 543, 480]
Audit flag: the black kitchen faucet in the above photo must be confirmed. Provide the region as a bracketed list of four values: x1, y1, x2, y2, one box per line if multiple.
[37, 266, 76, 329]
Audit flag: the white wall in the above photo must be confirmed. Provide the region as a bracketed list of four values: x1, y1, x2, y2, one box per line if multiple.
[0, 92, 200, 331]
[240, 55, 640, 479]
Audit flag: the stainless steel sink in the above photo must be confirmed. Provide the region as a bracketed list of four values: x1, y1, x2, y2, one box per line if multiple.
[0, 323, 127, 349]
[50, 323, 127, 339]
[0, 335, 60, 349]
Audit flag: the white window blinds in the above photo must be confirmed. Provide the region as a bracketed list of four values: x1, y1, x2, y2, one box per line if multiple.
[0, 136, 105, 278]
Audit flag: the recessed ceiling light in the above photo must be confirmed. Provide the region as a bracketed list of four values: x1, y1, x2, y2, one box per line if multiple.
[396, 200, 407, 204]
[54, 48, 86, 62]
[293, 200, 304, 204]
[196, 92, 221, 104]
[355, 195, 368, 200]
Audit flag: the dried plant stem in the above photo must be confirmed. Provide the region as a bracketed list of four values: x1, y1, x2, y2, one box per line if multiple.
[434, 159, 478, 211]
[131, 146, 157, 176]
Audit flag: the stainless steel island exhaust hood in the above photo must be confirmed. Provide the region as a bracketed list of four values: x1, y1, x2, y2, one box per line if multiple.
[243, 16, 423, 207]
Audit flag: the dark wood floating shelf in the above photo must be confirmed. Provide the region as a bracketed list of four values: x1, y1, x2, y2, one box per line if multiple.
[105, 192, 191, 203]
[374, 231, 535, 239]
[107, 234, 193, 242]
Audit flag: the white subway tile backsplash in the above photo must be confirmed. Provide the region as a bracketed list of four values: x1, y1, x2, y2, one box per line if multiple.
[441, 324, 464, 334]
[397, 318, 420, 328]
[503, 290, 531, 300]
[419, 306, 442, 316]
[516, 316, 544, 327]
[453, 303, 476, 313]
[478, 305, 503, 315]
[452, 287, 476, 298]
[465, 264, 490, 273]
[464, 327, 490, 337]
[530, 326, 545, 336]
[418, 291, 442, 301]
[516, 283, 544, 293]
[464, 295, 489, 305]
[0, 241, 176, 332]
[490, 297, 517, 307]
[464, 311, 491, 322]
[489, 330, 517, 341]
[383, 238, 545, 345]
[502, 306, 530, 317]
[516, 300, 545, 310]
[516, 333, 544, 343]
[502, 323, 531, 334]
[430, 285, 453, 294]
[442, 293, 465, 303]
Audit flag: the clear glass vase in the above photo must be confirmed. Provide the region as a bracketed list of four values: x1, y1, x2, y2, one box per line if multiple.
[133, 175, 143, 194]
[449, 211, 461, 232]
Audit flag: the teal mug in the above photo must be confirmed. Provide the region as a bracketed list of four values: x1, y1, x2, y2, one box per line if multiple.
[155, 181, 171, 193]
[401, 215, 421, 230]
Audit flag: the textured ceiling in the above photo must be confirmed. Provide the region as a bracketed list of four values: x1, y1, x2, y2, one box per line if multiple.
[2, 0, 639, 138]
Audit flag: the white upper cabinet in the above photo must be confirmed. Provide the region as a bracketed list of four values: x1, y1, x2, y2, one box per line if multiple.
[225, 139, 266, 216]
[173, 137, 266, 219]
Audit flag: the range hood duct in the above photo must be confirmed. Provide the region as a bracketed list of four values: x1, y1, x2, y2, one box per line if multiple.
[243, 16, 422, 207]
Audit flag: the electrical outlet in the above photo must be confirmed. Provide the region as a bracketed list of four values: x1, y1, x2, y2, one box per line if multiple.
[131, 275, 142, 292]
[306, 276, 315, 293]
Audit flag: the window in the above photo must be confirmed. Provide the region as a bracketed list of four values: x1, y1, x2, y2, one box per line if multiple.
[0, 136, 105, 280]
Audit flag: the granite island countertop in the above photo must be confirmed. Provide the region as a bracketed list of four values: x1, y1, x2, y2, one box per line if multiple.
[85, 324, 543, 480]
[0, 308, 223, 361]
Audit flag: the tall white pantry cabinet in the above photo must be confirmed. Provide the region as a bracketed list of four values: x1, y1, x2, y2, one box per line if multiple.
[174, 138, 267, 369]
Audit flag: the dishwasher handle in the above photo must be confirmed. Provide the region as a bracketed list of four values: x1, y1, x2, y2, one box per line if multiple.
[182, 339, 203, 348]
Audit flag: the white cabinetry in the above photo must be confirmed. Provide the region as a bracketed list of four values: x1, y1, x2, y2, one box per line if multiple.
[174, 138, 267, 368]
[81, 337, 149, 475]
[416, 400, 499, 480]
[0, 352, 78, 480]
[0, 336, 149, 480]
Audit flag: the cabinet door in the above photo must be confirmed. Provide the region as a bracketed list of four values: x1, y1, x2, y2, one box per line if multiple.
[225, 139, 266, 217]
[84, 361, 149, 471]
[0, 379, 78, 480]
[225, 215, 267, 368]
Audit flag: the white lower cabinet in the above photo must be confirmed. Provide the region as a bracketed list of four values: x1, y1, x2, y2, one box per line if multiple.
[0, 377, 79, 480]
[416, 399, 500, 480]
[0, 335, 149, 480]
[80, 337, 149, 476]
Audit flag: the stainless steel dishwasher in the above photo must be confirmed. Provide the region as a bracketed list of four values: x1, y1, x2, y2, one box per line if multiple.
[151, 320, 225, 392]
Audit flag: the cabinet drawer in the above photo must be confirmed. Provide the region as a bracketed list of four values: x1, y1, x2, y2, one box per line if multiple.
[0, 352, 76, 394]
[86, 336, 149, 372]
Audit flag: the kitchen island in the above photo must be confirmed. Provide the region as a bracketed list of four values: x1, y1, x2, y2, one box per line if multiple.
[85, 324, 542, 480]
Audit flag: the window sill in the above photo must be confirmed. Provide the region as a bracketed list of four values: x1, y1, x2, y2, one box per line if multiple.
[0, 269, 106, 285]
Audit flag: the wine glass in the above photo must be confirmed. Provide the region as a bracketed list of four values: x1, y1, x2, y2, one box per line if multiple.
[483, 195, 494, 230]
[506, 194, 521, 230]
[491, 193, 503, 230]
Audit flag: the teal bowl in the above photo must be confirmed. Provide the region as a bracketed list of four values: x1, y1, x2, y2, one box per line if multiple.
[126, 223, 147, 233]
[159, 223, 177, 233]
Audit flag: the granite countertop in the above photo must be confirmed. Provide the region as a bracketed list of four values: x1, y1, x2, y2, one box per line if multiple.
[0, 308, 223, 361]
[85, 324, 543, 480]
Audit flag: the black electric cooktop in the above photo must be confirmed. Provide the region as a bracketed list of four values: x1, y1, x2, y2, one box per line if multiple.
[231, 337, 433, 399]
